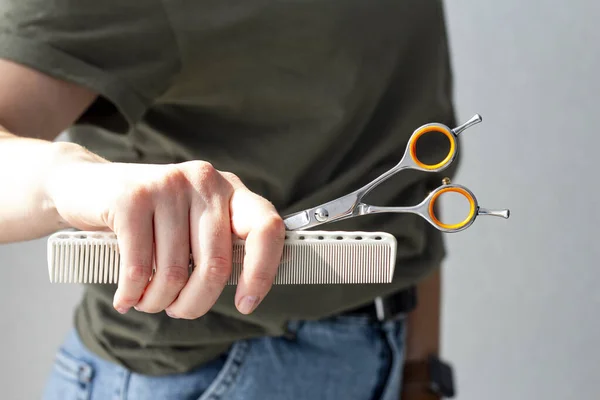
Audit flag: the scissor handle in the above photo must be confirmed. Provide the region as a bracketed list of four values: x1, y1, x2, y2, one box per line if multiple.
[406, 114, 482, 172]
[427, 184, 478, 232]
[355, 180, 508, 233]
[408, 124, 457, 171]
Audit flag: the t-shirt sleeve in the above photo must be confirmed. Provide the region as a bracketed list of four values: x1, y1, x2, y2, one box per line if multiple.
[0, 0, 180, 133]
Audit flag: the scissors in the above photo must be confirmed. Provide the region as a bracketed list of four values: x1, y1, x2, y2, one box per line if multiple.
[283, 114, 510, 233]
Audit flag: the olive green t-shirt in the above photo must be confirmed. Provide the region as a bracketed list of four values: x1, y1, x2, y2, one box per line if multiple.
[0, 0, 459, 375]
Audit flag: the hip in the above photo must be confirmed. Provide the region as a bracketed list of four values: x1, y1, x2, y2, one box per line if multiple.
[42, 313, 407, 400]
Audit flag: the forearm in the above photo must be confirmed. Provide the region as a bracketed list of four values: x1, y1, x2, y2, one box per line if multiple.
[0, 130, 100, 243]
[0, 59, 101, 243]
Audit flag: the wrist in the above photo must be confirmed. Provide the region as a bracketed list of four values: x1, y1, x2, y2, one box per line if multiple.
[45, 141, 109, 230]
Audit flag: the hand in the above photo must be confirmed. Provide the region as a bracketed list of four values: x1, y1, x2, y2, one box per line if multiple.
[47, 151, 285, 318]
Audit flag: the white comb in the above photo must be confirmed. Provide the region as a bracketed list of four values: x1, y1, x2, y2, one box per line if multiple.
[46, 230, 397, 285]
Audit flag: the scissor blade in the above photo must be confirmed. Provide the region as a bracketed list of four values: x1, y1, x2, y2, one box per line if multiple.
[283, 211, 311, 231]
[283, 194, 361, 231]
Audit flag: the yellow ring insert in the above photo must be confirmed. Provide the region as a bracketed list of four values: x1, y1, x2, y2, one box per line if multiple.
[409, 125, 456, 170]
[428, 186, 476, 231]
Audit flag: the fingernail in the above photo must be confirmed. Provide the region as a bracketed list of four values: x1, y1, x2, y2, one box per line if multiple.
[115, 306, 129, 314]
[238, 296, 260, 314]
[166, 310, 179, 319]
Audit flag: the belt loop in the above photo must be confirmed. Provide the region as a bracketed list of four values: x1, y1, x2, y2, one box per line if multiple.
[374, 296, 386, 321]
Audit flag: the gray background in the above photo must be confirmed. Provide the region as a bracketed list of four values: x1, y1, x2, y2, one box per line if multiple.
[1, 0, 598, 399]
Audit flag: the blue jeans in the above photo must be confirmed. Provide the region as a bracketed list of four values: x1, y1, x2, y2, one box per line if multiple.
[42, 314, 406, 400]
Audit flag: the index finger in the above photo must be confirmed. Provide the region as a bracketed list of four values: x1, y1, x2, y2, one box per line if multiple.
[229, 188, 285, 315]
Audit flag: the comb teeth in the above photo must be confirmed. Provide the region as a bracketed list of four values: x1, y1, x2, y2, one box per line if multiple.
[228, 232, 396, 284]
[47, 231, 397, 285]
[47, 232, 120, 284]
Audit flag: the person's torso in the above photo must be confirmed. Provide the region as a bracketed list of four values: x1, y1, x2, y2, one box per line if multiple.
[69, 0, 458, 375]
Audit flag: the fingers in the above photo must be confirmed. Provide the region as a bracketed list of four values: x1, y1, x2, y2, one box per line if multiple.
[109, 163, 284, 319]
[165, 196, 232, 319]
[229, 187, 286, 315]
[133, 188, 190, 313]
[112, 188, 154, 314]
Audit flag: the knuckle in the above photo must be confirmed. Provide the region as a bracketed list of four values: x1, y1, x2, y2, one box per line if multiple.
[106, 186, 153, 228]
[248, 270, 275, 291]
[220, 171, 240, 184]
[202, 257, 232, 286]
[126, 185, 153, 205]
[194, 161, 219, 183]
[261, 215, 286, 241]
[112, 186, 152, 217]
[159, 167, 190, 193]
[185, 161, 230, 200]
[126, 265, 151, 283]
[162, 265, 190, 286]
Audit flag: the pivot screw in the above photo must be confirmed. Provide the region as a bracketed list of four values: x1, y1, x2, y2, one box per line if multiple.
[314, 208, 329, 222]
